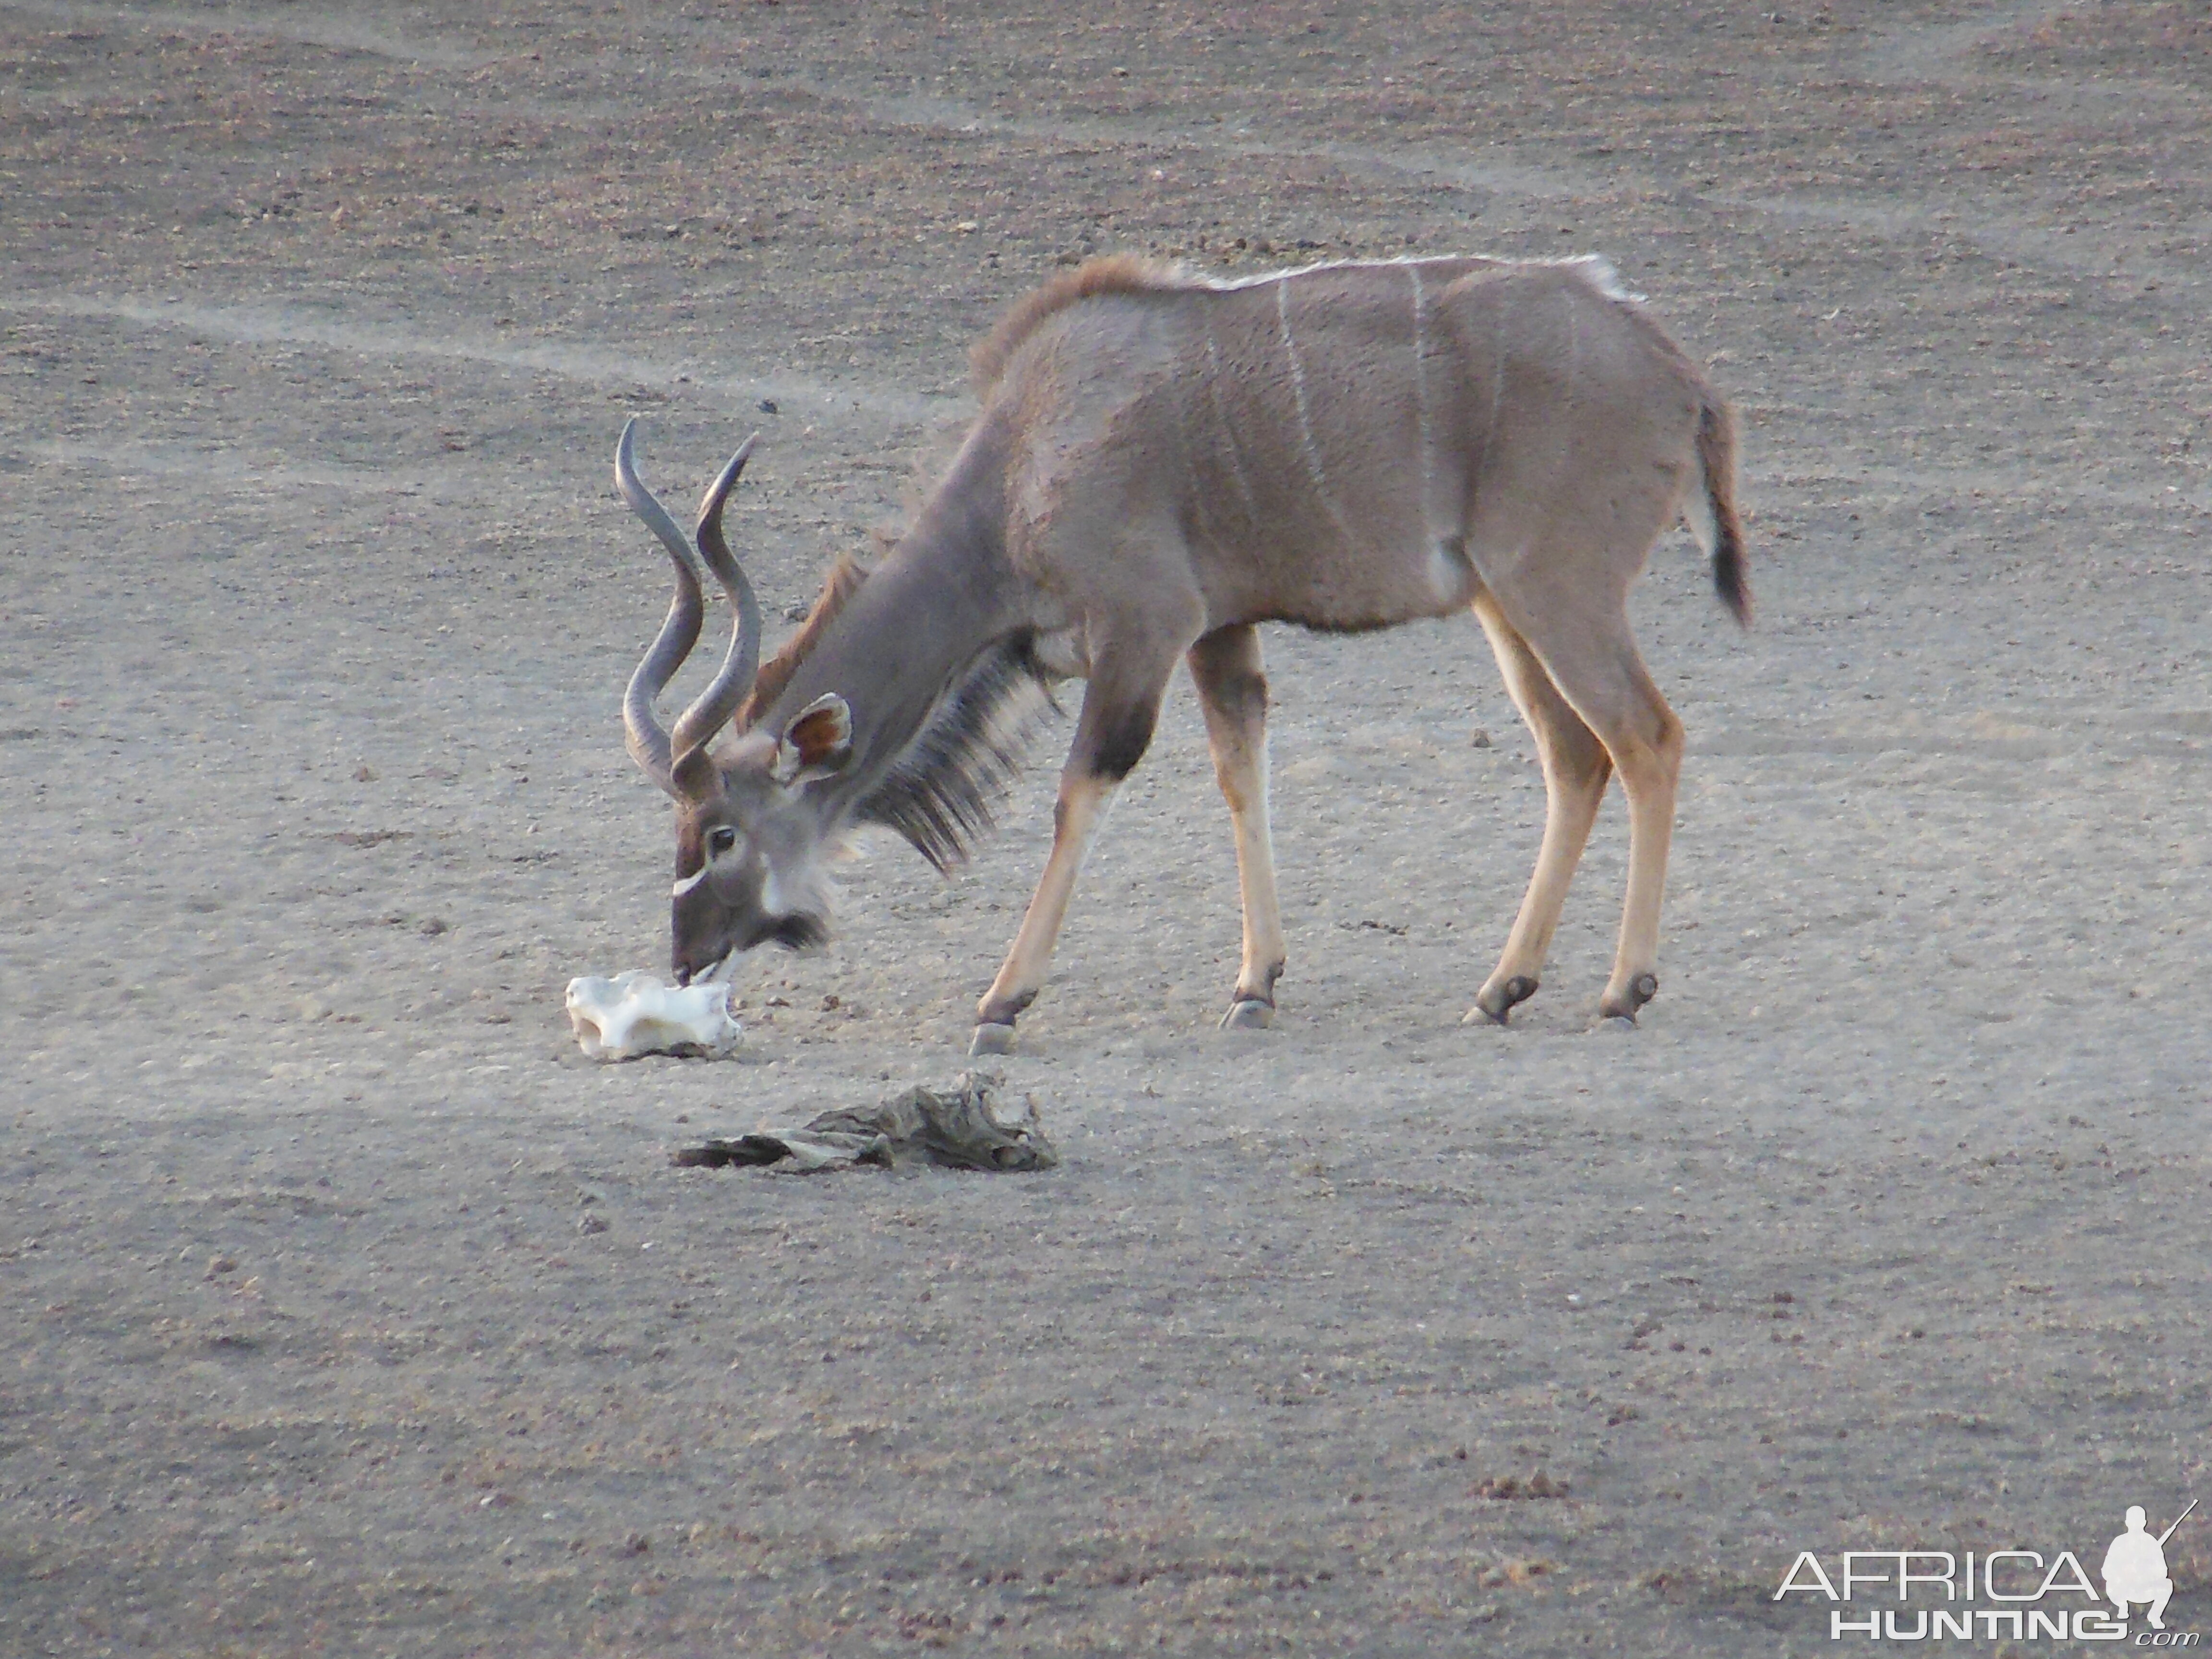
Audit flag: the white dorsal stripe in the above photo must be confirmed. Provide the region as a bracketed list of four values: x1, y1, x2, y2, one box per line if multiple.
[1195, 250, 1638, 298]
[1201, 251, 1473, 291]
[1560, 252, 1642, 303]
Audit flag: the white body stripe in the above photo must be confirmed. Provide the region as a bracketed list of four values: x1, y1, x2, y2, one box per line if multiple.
[1202, 327, 1261, 520]
[1408, 262, 1435, 539]
[1274, 281, 1353, 548]
[1482, 295, 1507, 470]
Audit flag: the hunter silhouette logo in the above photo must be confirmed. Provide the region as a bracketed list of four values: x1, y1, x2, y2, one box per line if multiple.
[2106, 1501, 2195, 1632]
[1774, 1497, 2199, 1643]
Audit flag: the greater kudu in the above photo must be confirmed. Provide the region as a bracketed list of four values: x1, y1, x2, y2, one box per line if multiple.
[615, 253, 1747, 1056]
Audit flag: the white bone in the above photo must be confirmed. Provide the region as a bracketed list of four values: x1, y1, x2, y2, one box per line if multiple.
[565, 970, 742, 1061]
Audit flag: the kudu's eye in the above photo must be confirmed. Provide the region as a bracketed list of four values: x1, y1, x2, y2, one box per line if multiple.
[707, 826, 738, 857]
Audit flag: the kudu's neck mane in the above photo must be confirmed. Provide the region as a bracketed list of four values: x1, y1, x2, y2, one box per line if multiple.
[740, 449, 1052, 872]
[731, 553, 870, 734]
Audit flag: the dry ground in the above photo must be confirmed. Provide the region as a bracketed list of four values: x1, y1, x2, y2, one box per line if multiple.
[3, 2, 2209, 1653]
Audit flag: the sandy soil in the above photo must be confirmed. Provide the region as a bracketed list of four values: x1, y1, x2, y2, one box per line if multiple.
[3, 2, 2209, 1653]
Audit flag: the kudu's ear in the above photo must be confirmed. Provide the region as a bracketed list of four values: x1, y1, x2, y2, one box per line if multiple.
[672, 745, 718, 799]
[772, 694, 854, 786]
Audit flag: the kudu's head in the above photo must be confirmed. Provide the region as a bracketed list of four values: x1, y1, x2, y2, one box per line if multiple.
[615, 420, 855, 984]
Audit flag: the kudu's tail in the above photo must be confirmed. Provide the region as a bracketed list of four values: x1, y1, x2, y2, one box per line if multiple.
[1687, 397, 1751, 627]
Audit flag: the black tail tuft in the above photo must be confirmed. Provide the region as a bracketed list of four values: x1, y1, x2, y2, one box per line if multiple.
[1696, 400, 1751, 627]
[1712, 517, 1750, 628]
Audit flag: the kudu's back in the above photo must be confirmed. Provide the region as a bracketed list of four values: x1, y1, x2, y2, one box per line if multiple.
[983, 254, 1734, 637]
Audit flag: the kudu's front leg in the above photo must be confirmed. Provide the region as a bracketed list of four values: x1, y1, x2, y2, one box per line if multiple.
[969, 770, 1120, 1055]
[970, 649, 1182, 1057]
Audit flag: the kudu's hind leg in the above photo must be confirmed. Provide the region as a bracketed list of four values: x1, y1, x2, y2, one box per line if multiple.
[1188, 625, 1286, 1030]
[1467, 595, 1614, 1024]
[1494, 588, 1684, 1023]
[970, 640, 1188, 1058]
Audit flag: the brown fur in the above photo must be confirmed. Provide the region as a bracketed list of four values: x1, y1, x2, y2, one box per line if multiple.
[970, 253, 1179, 394]
[627, 253, 1747, 1040]
[734, 553, 871, 733]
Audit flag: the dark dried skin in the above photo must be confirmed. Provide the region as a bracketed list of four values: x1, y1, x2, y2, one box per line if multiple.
[673, 1073, 1057, 1172]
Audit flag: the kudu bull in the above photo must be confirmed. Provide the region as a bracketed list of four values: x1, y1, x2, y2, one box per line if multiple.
[615, 253, 1746, 1057]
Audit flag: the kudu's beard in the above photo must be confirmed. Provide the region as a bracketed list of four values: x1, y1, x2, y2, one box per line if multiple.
[759, 913, 830, 952]
[678, 910, 830, 985]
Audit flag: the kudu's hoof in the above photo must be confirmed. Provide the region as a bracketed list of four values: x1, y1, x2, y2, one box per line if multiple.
[1466, 974, 1539, 1026]
[1598, 1015, 1638, 1034]
[968, 1021, 1018, 1057]
[1598, 972, 1658, 1022]
[1219, 998, 1274, 1032]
